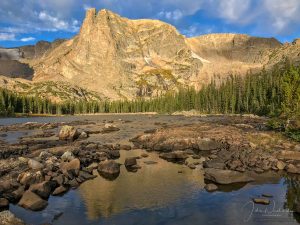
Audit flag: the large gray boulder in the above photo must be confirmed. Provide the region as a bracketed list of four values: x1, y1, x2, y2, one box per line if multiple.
[59, 125, 80, 141]
[204, 168, 254, 184]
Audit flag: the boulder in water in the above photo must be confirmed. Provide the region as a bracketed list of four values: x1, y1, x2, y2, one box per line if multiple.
[59, 126, 80, 141]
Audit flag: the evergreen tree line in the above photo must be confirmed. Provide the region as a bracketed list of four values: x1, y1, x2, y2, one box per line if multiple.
[0, 63, 299, 117]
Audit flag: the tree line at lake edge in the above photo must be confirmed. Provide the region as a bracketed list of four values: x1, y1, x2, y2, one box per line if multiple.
[1, 62, 299, 119]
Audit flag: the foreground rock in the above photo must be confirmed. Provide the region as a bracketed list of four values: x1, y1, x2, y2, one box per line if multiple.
[0, 210, 25, 225]
[52, 186, 68, 196]
[18, 191, 48, 211]
[59, 125, 80, 141]
[204, 168, 254, 184]
[97, 160, 120, 180]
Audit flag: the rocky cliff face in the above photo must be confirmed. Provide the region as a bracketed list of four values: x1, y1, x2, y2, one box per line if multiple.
[0, 9, 299, 101]
[0, 39, 65, 79]
[31, 9, 202, 99]
[186, 33, 285, 85]
[187, 33, 282, 63]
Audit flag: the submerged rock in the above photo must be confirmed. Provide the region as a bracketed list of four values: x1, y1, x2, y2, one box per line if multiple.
[141, 153, 149, 158]
[144, 161, 158, 165]
[204, 168, 254, 185]
[159, 151, 188, 163]
[204, 184, 218, 192]
[18, 191, 48, 211]
[262, 193, 273, 198]
[252, 198, 270, 205]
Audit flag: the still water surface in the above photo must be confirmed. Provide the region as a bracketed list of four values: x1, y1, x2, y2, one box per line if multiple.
[2, 115, 300, 225]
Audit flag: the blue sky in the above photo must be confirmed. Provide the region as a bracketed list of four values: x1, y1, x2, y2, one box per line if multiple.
[0, 0, 299, 48]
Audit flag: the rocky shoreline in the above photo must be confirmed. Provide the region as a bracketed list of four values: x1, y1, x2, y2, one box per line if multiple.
[0, 115, 300, 224]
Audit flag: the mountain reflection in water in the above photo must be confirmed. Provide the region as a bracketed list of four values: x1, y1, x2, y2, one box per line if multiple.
[78, 150, 204, 219]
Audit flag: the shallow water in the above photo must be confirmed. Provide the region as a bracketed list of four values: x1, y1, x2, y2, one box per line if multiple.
[3, 115, 300, 225]
[9, 150, 300, 225]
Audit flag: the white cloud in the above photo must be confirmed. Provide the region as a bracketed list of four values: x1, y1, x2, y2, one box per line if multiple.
[158, 9, 183, 21]
[217, 0, 251, 22]
[0, 0, 299, 44]
[20, 37, 35, 42]
[182, 24, 214, 37]
[38, 11, 72, 31]
[263, 0, 300, 33]
[0, 33, 16, 41]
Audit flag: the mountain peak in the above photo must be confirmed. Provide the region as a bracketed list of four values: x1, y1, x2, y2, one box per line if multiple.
[85, 8, 96, 18]
[28, 9, 300, 101]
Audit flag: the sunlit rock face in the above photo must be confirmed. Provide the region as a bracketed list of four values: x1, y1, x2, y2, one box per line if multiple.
[3, 9, 298, 100]
[31, 8, 202, 100]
